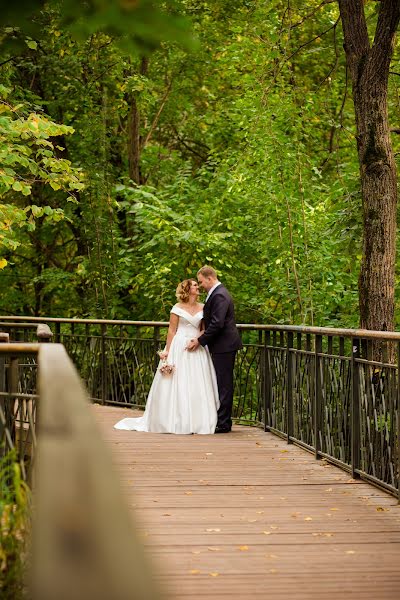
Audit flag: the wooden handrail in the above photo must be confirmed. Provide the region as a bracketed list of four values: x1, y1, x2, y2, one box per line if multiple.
[0, 342, 165, 600]
[2, 314, 400, 340]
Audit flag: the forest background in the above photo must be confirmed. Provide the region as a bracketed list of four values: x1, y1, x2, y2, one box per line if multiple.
[1, 0, 400, 328]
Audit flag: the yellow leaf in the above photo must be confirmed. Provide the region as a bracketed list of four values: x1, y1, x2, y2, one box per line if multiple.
[263, 531, 271, 535]
[205, 528, 220, 532]
[376, 506, 388, 512]
[346, 550, 356, 555]
[238, 545, 249, 551]
[330, 508, 339, 511]
[185, 491, 193, 495]
[0, 258, 7, 269]
[190, 570, 201, 574]
[207, 547, 221, 552]
[325, 488, 333, 492]
[209, 572, 219, 577]
[304, 517, 313, 521]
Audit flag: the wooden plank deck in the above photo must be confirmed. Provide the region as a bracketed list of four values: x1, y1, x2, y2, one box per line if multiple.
[93, 405, 400, 599]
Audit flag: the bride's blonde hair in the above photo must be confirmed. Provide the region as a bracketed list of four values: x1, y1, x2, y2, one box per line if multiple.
[176, 279, 196, 303]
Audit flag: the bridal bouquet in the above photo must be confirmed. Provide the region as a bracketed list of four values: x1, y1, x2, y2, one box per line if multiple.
[157, 350, 175, 376]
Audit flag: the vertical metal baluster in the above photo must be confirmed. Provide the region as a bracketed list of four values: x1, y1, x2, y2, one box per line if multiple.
[101, 324, 107, 405]
[351, 337, 361, 479]
[314, 334, 323, 459]
[264, 331, 271, 432]
[9, 357, 18, 451]
[287, 332, 294, 444]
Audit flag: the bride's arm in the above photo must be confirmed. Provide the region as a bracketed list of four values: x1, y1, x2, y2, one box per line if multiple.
[159, 313, 179, 359]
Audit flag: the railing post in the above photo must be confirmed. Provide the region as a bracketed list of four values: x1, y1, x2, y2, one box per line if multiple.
[397, 341, 400, 503]
[101, 324, 107, 405]
[314, 334, 323, 459]
[0, 334, 10, 459]
[351, 337, 361, 479]
[263, 331, 271, 432]
[36, 324, 53, 343]
[286, 331, 294, 443]
[55, 322, 61, 343]
[153, 326, 160, 372]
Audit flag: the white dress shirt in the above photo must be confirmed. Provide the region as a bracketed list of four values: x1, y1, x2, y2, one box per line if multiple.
[205, 281, 222, 302]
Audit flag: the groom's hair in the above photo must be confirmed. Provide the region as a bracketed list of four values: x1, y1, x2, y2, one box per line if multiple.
[197, 265, 217, 279]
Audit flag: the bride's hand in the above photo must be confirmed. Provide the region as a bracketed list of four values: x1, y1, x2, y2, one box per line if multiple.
[158, 350, 169, 360]
[186, 338, 200, 351]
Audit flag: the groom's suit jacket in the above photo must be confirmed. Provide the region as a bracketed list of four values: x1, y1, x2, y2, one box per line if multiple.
[198, 285, 242, 354]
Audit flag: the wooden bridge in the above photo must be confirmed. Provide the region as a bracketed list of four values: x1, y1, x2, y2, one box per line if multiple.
[95, 404, 400, 599]
[2, 319, 400, 599]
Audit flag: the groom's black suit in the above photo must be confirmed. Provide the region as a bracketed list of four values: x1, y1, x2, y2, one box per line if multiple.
[198, 285, 242, 431]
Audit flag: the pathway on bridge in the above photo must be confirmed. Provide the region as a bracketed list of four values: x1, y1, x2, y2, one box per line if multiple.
[93, 405, 400, 600]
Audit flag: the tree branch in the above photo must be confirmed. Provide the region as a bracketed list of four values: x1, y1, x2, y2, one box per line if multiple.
[141, 79, 173, 149]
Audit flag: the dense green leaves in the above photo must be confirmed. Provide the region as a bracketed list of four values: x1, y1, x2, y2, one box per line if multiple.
[0, 1, 399, 326]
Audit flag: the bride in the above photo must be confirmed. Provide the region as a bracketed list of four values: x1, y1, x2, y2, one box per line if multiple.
[114, 279, 219, 434]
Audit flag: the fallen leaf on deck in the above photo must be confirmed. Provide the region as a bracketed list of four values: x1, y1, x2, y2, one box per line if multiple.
[346, 550, 356, 554]
[247, 519, 257, 523]
[330, 508, 339, 511]
[269, 569, 278, 574]
[263, 531, 271, 535]
[265, 554, 278, 559]
[304, 517, 313, 521]
[185, 491, 193, 495]
[238, 545, 249, 551]
[325, 488, 333, 492]
[207, 547, 221, 552]
[190, 570, 201, 574]
[346, 478, 357, 484]
[162, 513, 171, 516]
[270, 525, 278, 529]
[376, 506, 389, 512]
[192, 550, 201, 554]
[206, 528, 221, 532]
[205, 452, 213, 456]
[209, 572, 219, 577]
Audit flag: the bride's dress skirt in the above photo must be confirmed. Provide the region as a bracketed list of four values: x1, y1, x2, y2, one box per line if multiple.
[114, 332, 219, 434]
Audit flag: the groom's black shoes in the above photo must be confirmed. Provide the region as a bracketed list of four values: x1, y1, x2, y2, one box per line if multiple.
[215, 426, 231, 434]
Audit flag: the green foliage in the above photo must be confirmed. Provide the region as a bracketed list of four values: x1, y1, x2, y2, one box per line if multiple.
[0, 450, 31, 600]
[0, 0, 399, 327]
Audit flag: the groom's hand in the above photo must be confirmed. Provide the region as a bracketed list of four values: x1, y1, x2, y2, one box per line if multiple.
[186, 338, 200, 351]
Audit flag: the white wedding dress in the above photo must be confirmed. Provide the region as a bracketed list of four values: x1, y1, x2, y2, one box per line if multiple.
[114, 306, 220, 434]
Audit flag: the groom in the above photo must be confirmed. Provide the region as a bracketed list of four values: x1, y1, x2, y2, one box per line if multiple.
[187, 266, 242, 433]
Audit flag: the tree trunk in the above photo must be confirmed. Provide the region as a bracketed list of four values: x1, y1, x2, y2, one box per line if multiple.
[338, 0, 400, 332]
[127, 57, 149, 185]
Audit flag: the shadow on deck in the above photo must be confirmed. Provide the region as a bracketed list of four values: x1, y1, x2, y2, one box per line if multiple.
[93, 405, 400, 600]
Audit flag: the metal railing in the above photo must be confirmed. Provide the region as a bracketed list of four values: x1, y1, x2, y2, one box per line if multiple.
[1, 316, 399, 499]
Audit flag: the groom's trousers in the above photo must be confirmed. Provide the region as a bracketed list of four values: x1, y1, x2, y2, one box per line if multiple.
[211, 351, 237, 430]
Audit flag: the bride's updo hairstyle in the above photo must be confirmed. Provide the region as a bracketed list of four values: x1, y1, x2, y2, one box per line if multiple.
[176, 279, 196, 304]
